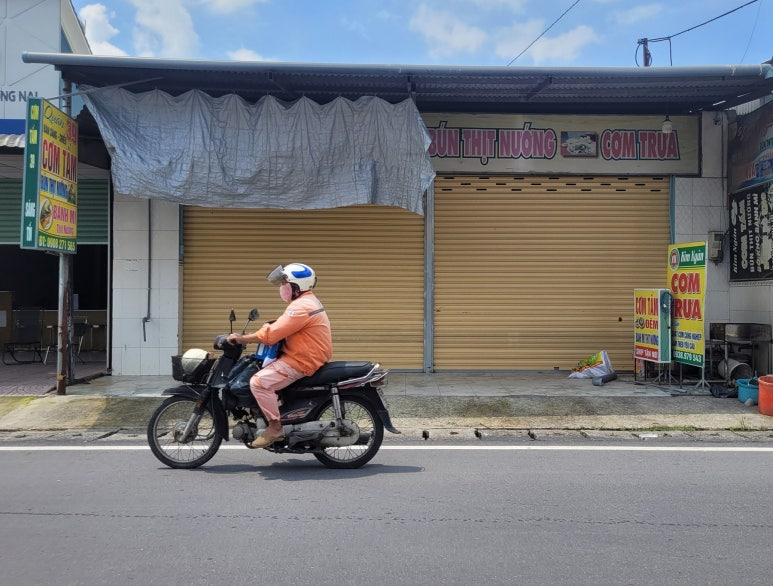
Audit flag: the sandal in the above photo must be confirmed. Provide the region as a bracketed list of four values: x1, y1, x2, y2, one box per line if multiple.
[247, 432, 284, 449]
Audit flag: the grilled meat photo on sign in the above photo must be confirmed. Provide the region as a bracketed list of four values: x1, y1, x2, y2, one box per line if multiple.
[38, 199, 53, 230]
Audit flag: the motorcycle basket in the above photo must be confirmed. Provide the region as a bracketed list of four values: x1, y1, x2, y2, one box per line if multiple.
[171, 354, 215, 384]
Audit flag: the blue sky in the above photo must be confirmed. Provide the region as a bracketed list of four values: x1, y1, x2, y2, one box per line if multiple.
[70, 0, 772, 68]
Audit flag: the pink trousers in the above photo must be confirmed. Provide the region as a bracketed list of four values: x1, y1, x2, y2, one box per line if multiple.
[249, 360, 305, 422]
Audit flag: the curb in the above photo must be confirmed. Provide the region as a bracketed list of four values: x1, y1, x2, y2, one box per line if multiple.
[2, 429, 773, 445]
[1, 394, 772, 434]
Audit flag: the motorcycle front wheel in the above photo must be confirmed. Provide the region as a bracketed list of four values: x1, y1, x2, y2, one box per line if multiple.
[313, 396, 384, 469]
[147, 395, 222, 469]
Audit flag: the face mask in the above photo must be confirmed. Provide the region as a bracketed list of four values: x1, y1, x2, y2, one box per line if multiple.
[279, 282, 293, 302]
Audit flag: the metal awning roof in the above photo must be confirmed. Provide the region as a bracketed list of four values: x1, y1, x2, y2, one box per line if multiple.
[22, 52, 773, 115]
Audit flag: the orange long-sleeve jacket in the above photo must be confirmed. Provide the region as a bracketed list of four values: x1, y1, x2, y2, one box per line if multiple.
[255, 291, 333, 376]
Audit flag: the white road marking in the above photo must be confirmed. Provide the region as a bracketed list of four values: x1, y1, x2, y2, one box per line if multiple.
[1, 444, 773, 452]
[382, 445, 773, 452]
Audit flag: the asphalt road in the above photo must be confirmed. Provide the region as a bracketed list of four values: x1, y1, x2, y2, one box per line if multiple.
[2, 438, 773, 585]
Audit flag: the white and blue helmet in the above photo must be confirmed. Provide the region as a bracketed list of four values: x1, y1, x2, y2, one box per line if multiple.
[267, 263, 317, 292]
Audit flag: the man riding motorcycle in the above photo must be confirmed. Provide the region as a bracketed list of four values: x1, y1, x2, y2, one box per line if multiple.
[226, 263, 333, 448]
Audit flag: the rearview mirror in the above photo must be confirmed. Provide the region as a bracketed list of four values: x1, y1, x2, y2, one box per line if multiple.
[242, 308, 260, 335]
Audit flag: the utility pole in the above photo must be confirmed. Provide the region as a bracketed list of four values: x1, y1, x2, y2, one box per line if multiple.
[638, 38, 652, 67]
[55, 81, 74, 395]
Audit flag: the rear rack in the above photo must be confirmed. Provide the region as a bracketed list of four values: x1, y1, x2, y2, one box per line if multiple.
[337, 364, 386, 389]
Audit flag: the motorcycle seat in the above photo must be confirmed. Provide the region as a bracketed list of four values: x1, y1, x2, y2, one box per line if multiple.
[284, 361, 374, 391]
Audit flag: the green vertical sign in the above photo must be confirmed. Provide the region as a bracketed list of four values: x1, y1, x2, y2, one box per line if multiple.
[20, 99, 42, 249]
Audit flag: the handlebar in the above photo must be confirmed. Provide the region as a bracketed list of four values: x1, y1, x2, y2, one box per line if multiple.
[214, 334, 242, 349]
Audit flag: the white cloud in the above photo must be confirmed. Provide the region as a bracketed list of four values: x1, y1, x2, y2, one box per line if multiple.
[409, 4, 487, 58]
[611, 4, 662, 26]
[495, 20, 601, 65]
[529, 25, 600, 64]
[376, 10, 395, 21]
[469, 0, 528, 10]
[226, 47, 269, 61]
[341, 16, 370, 40]
[494, 19, 544, 64]
[78, 3, 127, 56]
[204, 0, 268, 14]
[129, 0, 199, 58]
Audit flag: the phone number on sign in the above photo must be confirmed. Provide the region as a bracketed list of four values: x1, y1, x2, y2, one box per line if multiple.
[38, 234, 76, 252]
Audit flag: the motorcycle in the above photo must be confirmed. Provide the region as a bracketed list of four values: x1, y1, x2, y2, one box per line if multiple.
[147, 309, 399, 469]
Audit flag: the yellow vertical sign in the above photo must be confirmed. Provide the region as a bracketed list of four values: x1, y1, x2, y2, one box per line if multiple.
[667, 242, 707, 367]
[634, 289, 671, 363]
[21, 98, 78, 253]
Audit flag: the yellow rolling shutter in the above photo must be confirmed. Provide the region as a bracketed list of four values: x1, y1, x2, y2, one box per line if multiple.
[433, 175, 670, 371]
[182, 205, 424, 370]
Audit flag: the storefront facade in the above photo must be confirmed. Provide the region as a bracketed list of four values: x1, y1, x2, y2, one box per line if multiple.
[115, 110, 731, 375]
[165, 111, 724, 374]
[21, 55, 773, 375]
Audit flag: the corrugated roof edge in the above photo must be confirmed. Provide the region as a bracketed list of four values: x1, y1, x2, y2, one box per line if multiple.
[20, 51, 773, 78]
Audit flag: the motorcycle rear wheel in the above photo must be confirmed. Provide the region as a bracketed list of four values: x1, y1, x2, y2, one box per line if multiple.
[147, 395, 221, 469]
[313, 396, 384, 469]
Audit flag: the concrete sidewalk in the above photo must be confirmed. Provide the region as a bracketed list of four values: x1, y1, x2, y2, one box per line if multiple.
[1, 357, 771, 435]
[0, 352, 106, 396]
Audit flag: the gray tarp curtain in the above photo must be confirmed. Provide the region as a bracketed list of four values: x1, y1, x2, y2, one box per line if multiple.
[82, 86, 435, 215]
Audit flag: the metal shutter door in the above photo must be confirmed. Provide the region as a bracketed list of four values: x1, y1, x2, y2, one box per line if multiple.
[182, 205, 425, 370]
[433, 175, 670, 371]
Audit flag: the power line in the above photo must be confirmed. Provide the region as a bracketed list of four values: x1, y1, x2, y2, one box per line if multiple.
[638, 0, 761, 66]
[740, 0, 763, 62]
[507, 0, 582, 66]
[649, 0, 759, 42]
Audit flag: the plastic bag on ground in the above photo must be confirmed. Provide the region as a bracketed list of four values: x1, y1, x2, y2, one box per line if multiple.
[569, 350, 614, 379]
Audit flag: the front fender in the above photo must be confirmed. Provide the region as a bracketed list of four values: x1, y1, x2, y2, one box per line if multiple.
[161, 385, 230, 441]
[162, 385, 204, 400]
